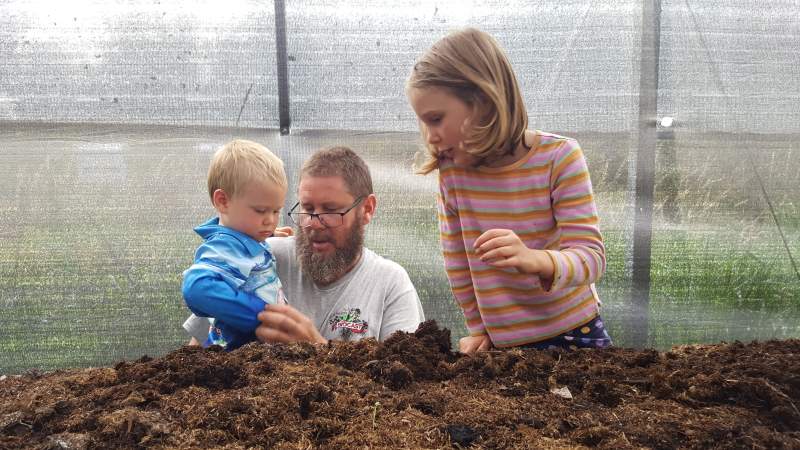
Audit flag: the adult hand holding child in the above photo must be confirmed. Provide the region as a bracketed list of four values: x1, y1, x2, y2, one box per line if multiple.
[256, 303, 327, 344]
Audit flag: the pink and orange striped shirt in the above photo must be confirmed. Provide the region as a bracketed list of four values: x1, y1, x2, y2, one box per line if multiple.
[437, 131, 606, 347]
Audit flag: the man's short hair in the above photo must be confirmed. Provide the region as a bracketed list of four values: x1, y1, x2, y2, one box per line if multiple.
[301, 146, 373, 198]
[207, 139, 287, 202]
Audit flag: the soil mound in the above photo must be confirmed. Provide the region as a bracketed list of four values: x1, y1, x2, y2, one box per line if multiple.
[2, 321, 799, 449]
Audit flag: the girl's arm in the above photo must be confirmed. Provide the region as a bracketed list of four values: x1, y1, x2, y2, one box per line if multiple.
[473, 140, 605, 290]
[473, 229, 555, 278]
[438, 177, 487, 337]
[544, 141, 606, 289]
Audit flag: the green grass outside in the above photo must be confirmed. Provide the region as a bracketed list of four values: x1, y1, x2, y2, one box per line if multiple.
[1, 127, 798, 373]
[2, 210, 797, 373]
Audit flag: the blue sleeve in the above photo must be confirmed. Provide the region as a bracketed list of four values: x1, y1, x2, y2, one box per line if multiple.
[182, 267, 266, 333]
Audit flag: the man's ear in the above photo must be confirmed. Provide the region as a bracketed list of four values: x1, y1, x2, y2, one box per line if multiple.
[360, 194, 377, 225]
[211, 189, 230, 213]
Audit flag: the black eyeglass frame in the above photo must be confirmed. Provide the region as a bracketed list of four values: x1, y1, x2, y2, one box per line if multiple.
[287, 196, 365, 228]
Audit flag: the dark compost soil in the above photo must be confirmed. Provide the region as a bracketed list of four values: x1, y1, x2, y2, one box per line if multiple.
[2, 321, 799, 449]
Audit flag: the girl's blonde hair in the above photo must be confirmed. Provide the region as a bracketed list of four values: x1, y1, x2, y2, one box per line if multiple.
[207, 139, 287, 203]
[407, 28, 529, 174]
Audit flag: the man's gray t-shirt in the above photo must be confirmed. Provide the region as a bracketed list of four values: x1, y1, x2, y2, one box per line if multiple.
[184, 236, 425, 343]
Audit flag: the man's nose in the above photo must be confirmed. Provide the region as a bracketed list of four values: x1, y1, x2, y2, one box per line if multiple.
[307, 214, 326, 230]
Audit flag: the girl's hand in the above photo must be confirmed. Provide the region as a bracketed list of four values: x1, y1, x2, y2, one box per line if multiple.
[272, 226, 294, 238]
[459, 334, 493, 355]
[473, 229, 542, 274]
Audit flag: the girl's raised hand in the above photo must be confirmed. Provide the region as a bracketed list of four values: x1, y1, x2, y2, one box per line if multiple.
[474, 228, 538, 273]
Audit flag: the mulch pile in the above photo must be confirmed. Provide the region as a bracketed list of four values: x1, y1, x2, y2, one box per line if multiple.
[2, 320, 799, 449]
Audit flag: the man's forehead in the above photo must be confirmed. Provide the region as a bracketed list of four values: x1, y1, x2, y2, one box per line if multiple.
[297, 175, 353, 202]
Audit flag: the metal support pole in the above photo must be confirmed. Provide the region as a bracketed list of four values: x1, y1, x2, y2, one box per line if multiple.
[274, 0, 291, 135]
[630, 0, 662, 346]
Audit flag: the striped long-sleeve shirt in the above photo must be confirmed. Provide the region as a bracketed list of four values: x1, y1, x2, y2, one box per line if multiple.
[437, 131, 606, 347]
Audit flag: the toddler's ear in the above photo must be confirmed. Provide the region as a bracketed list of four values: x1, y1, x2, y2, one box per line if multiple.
[212, 189, 230, 212]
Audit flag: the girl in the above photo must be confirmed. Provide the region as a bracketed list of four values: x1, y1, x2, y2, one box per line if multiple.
[407, 28, 612, 355]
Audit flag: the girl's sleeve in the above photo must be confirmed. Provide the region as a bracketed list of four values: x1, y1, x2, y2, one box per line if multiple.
[545, 140, 607, 291]
[438, 171, 486, 336]
[182, 238, 267, 333]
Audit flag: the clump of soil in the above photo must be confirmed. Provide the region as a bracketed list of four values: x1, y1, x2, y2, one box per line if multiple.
[2, 321, 799, 449]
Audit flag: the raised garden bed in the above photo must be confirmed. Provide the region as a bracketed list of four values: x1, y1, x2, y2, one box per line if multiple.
[2, 321, 799, 449]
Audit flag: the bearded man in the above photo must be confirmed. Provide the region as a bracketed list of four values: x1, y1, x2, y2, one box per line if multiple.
[184, 146, 425, 345]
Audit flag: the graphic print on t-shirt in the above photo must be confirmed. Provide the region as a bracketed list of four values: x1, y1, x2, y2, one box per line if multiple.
[329, 307, 369, 340]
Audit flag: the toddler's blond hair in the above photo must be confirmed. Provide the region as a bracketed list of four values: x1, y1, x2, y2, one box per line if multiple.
[207, 139, 287, 202]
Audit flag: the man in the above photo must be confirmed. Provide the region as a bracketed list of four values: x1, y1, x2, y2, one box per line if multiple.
[184, 146, 425, 345]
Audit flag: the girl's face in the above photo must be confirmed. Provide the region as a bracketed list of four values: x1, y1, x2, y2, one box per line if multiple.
[408, 86, 479, 168]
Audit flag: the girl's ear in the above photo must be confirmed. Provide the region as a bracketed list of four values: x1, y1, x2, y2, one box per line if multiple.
[212, 189, 230, 213]
[470, 94, 493, 124]
[463, 97, 488, 134]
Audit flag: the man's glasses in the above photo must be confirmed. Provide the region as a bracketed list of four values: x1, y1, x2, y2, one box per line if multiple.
[288, 196, 364, 228]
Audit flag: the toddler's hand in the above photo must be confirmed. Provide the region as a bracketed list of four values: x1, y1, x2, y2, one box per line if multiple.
[459, 334, 492, 355]
[272, 226, 294, 237]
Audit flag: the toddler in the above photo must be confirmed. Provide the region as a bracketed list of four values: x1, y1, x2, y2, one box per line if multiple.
[182, 139, 288, 351]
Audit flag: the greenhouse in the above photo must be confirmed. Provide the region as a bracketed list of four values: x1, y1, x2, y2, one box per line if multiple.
[1, 1, 798, 448]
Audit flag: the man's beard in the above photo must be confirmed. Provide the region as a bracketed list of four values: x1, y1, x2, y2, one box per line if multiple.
[296, 218, 364, 286]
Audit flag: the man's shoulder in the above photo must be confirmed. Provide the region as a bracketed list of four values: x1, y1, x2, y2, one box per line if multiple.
[265, 236, 297, 271]
[266, 236, 295, 254]
[361, 247, 410, 278]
